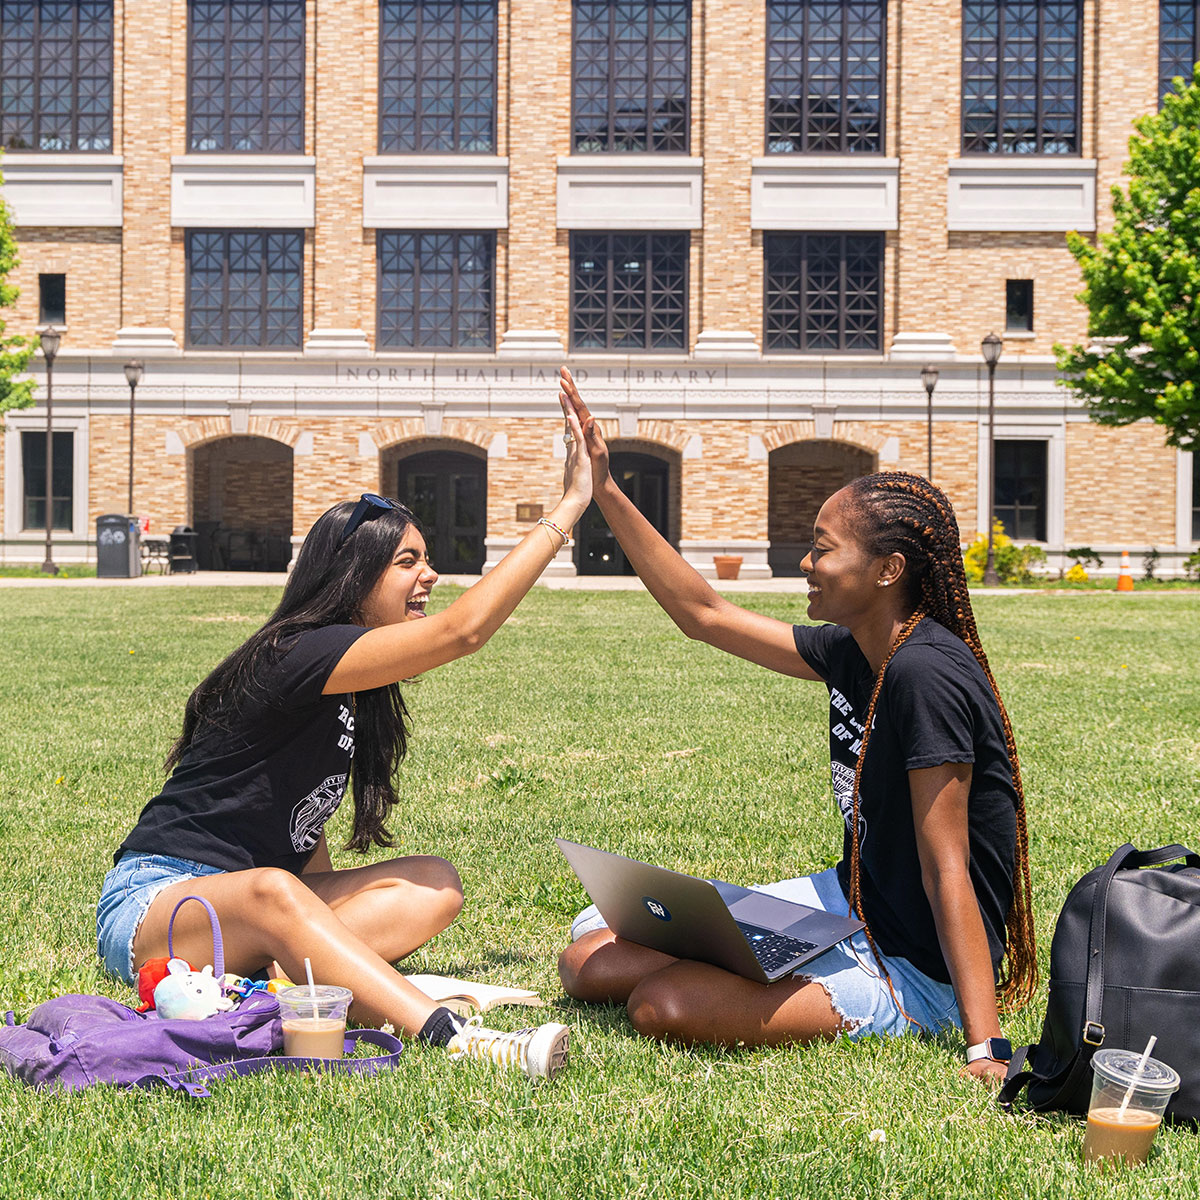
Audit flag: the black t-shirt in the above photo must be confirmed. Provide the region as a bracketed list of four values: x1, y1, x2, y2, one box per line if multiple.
[792, 618, 1017, 984]
[118, 624, 369, 874]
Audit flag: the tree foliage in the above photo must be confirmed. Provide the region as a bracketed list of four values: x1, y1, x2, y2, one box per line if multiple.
[0, 151, 37, 420]
[1056, 66, 1200, 450]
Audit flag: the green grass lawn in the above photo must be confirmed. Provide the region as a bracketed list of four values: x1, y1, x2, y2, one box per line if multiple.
[1, 585, 1198, 1199]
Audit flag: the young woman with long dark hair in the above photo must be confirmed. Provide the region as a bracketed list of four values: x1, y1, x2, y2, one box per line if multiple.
[96, 402, 591, 1079]
[555, 369, 1036, 1083]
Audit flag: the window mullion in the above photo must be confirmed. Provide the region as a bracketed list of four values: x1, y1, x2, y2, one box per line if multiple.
[606, 234, 615, 350]
[1035, 0, 1045, 153]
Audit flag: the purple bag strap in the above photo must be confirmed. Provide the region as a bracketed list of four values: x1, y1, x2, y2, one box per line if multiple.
[132, 1028, 405, 1099]
[166, 895, 225, 978]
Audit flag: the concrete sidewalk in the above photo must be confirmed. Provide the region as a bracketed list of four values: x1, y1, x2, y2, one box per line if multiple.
[0, 569, 1048, 596]
[0, 569, 810, 593]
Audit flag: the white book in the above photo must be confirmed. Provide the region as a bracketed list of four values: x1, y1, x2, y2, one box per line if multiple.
[403, 974, 545, 1018]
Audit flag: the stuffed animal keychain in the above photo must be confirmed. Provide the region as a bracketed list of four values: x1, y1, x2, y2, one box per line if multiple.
[152, 959, 235, 1020]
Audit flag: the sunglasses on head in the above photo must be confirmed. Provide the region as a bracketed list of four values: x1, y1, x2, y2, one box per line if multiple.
[338, 493, 402, 549]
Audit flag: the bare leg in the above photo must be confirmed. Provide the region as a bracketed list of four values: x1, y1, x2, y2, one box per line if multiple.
[626, 960, 848, 1047]
[133, 866, 445, 1036]
[560, 930, 848, 1047]
[558, 929, 678, 1003]
[300, 854, 463, 963]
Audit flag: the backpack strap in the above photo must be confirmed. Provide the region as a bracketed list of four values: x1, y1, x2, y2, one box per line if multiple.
[166, 895, 225, 978]
[131, 1027, 405, 1099]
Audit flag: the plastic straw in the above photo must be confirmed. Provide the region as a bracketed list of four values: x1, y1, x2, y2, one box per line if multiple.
[1117, 1034, 1157, 1118]
[304, 957, 319, 1020]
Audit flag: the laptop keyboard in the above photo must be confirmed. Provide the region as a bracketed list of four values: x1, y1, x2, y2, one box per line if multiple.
[736, 923, 819, 974]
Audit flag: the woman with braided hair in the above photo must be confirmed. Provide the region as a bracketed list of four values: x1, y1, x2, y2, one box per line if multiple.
[556, 368, 1036, 1083]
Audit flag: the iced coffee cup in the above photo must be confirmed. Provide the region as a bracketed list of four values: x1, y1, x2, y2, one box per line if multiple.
[1083, 1048, 1180, 1166]
[277, 985, 353, 1060]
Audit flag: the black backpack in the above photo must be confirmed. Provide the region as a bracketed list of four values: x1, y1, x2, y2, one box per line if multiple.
[999, 843, 1200, 1122]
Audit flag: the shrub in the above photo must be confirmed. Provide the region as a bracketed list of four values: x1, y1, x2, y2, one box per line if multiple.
[1185, 550, 1200, 582]
[1063, 563, 1089, 583]
[963, 521, 1048, 585]
[1065, 546, 1104, 572]
[1142, 547, 1161, 580]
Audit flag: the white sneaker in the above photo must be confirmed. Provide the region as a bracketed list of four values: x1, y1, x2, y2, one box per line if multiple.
[446, 1015, 570, 1080]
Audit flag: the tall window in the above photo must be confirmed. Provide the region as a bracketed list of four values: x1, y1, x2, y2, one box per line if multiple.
[765, 0, 886, 154]
[0, 1, 113, 151]
[572, 0, 690, 152]
[379, 1, 497, 152]
[186, 230, 304, 348]
[961, 1, 1080, 154]
[377, 231, 494, 349]
[1160, 1, 1198, 101]
[571, 233, 687, 351]
[21, 430, 73, 530]
[994, 439, 1047, 540]
[1192, 452, 1200, 541]
[188, 0, 305, 152]
[764, 232, 882, 352]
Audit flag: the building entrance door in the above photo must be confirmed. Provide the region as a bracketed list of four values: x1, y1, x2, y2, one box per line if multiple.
[575, 452, 669, 575]
[398, 451, 487, 574]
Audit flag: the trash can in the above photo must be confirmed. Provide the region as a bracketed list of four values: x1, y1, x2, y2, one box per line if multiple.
[96, 514, 141, 579]
[169, 525, 199, 574]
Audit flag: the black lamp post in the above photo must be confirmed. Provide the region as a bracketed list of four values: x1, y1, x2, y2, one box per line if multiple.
[124, 360, 144, 516]
[38, 326, 62, 576]
[920, 364, 939, 479]
[981, 331, 1003, 586]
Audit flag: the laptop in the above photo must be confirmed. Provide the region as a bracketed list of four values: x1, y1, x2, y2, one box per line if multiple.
[556, 839, 865, 984]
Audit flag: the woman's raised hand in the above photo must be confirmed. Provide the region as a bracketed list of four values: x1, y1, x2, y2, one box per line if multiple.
[559, 367, 610, 493]
[557, 387, 593, 523]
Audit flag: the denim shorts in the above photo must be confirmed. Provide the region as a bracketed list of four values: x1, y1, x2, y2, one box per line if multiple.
[96, 851, 225, 986]
[570, 867, 960, 1040]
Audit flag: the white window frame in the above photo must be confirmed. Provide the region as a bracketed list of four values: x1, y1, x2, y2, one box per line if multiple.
[4, 413, 89, 538]
[1179, 448, 1198, 547]
[976, 423, 1063, 547]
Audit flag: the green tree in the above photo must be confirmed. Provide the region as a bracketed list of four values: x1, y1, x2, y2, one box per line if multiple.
[0, 151, 37, 420]
[1056, 66, 1200, 451]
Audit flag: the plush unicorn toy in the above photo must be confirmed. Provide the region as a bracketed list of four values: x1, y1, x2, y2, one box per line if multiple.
[152, 958, 235, 1020]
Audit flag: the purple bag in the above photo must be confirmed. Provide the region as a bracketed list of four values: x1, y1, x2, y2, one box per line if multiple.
[0, 896, 403, 1098]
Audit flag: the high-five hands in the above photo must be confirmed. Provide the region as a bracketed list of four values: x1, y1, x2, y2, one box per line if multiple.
[559, 367, 611, 493]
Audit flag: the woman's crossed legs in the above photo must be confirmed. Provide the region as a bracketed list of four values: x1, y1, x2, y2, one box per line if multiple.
[559, 930, 849, 1047]
[132, 855, 463, 1036]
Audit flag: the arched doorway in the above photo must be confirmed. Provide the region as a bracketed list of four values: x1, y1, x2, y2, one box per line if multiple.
[395, 448, 487, 574]
[768, 441, 876, 576]
[190, 436, 294, 571]
[576, 450, 675, 575]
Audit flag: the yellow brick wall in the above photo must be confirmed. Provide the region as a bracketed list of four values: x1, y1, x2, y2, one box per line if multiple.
[8, 230, 123, 346]
[119, 0, 183, 333]
[698, 0, 763, 340]
[893, 0, 959, 338]
[505, 1, 571, 336]
[1064, 421, 1179, 544]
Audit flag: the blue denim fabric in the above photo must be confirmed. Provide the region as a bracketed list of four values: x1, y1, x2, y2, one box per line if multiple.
[96, 851, 225, 985]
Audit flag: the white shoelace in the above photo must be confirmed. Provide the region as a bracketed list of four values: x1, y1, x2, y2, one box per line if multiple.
[446, 1015, 533, 1069]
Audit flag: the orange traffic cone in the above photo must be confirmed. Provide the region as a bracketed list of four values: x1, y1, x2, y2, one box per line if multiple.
[1116, 550, 1134, 592]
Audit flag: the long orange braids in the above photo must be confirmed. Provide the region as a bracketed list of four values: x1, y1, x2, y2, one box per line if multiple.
[841, 471, 1038, 1013]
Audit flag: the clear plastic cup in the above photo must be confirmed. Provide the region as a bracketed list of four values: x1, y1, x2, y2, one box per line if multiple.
[1083, 1048, 1180, 1166]
[277, 984, 353, 1060]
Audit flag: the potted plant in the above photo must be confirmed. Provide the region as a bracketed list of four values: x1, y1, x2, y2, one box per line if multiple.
[713, 554, 743, 580]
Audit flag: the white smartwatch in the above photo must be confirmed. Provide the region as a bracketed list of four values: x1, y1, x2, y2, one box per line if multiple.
[966, 1037, 1013, 1065]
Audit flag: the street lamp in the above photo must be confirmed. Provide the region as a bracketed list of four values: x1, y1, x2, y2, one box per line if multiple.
[920, 364, 939, 479]
[981, 331, 1003, 586]
[124, 360, 144, 516]
[38, 326, 62, 576]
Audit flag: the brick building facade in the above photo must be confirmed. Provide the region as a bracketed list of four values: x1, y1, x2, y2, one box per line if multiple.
[1, 0, 1197, 575]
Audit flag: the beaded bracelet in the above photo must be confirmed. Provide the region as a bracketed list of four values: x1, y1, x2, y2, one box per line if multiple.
[537, 516, 572, 547]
